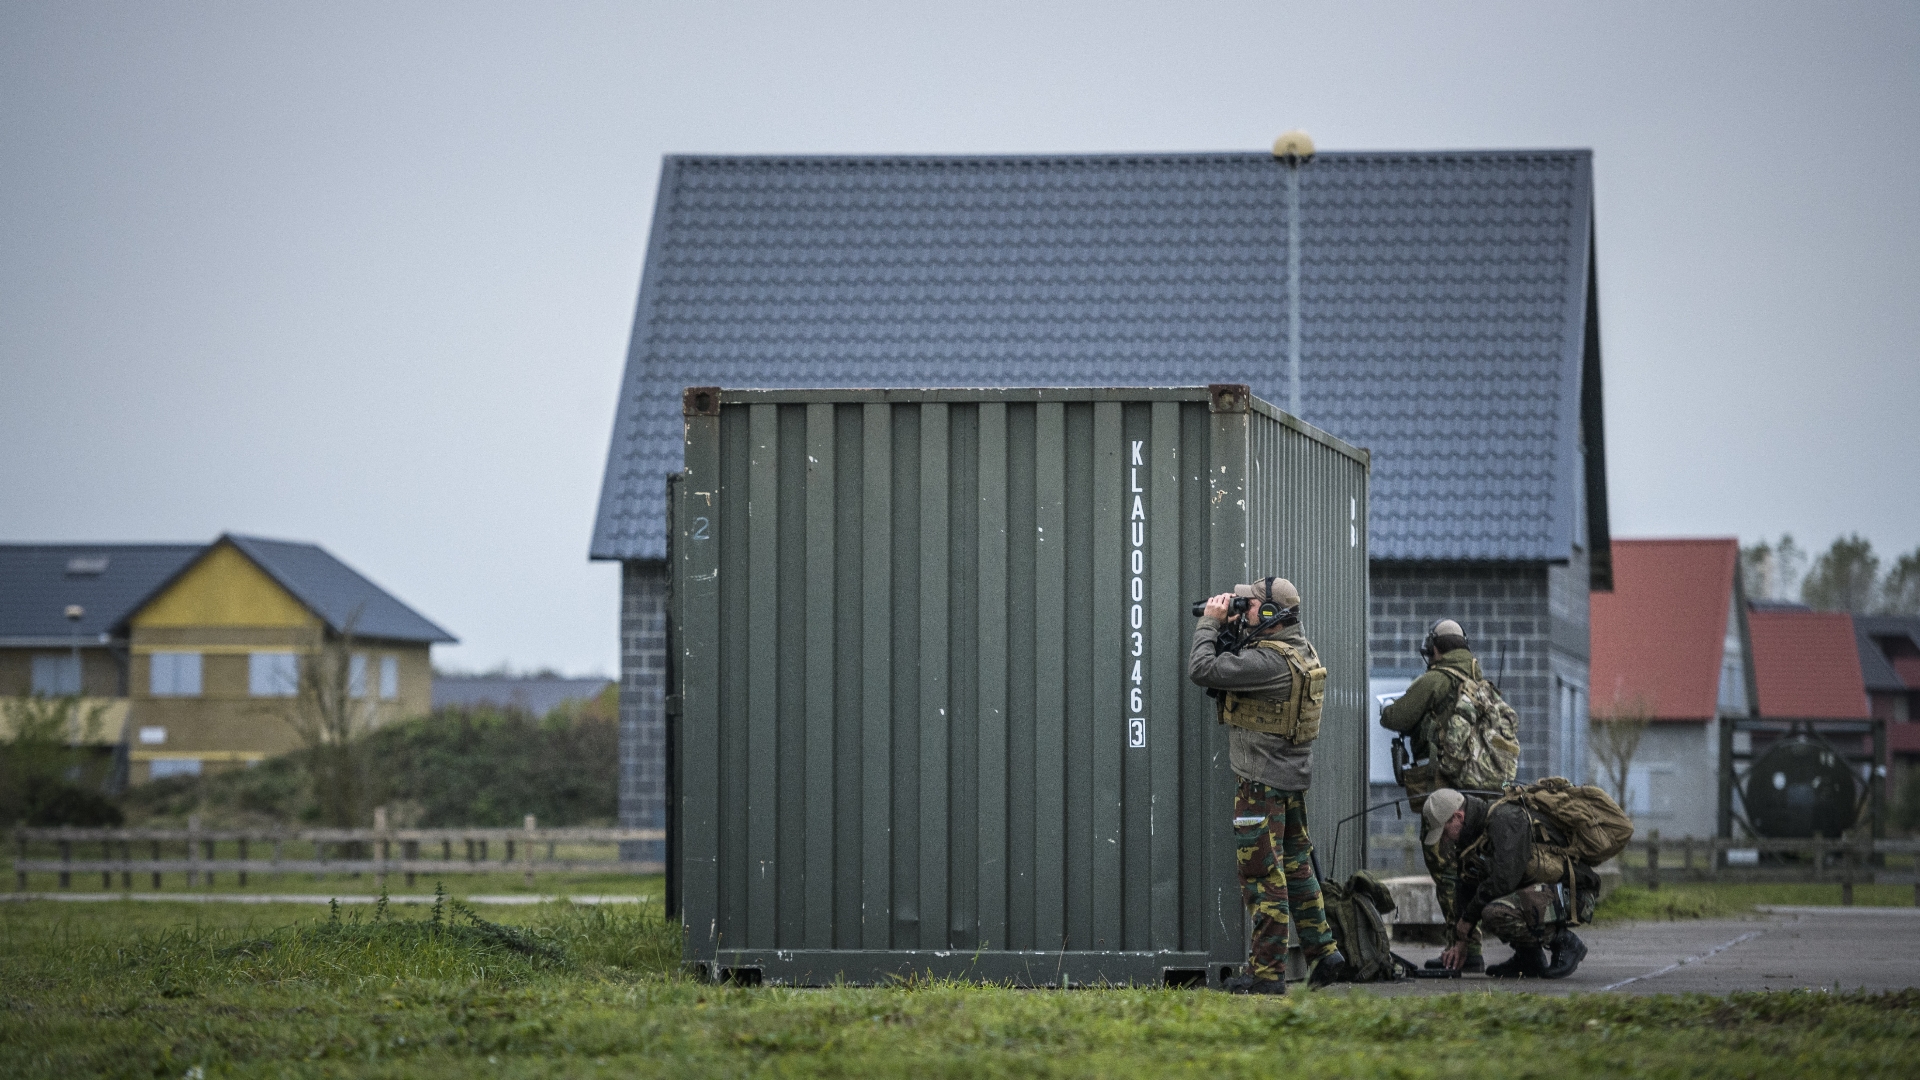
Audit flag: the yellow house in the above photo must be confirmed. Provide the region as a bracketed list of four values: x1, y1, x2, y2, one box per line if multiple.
[0, 535, 455, 785]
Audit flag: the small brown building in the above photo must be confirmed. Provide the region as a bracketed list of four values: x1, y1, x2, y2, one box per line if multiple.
[0, 535, 454, 784]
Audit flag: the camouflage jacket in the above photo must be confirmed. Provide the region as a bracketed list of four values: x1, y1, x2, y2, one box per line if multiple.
[1378, 649, 1481, 761]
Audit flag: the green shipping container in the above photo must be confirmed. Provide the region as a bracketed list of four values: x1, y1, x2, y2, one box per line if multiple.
[668, 385, 1370, 987]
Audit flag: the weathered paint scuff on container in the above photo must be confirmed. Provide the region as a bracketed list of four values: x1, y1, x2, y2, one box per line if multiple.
[670, 387, 1368, 986]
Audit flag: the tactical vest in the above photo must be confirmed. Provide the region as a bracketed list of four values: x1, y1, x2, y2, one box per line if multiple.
[1218, 639, 1326, 743]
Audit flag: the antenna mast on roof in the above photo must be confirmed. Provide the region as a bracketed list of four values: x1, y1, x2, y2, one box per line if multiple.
[1272, 131, 1315, 418]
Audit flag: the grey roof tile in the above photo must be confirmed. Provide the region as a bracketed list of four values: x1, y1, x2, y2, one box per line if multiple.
[225, 535, 455, 644]
[1853, 614, 1920, 693]
[0, 537, 454, 645]
[592, 151, 1605, 567]
[0, 544, 201, 642]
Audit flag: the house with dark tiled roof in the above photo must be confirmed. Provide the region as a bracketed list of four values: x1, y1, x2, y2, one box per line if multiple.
[1588, 539, 1756, 839]
[0, 535, 453, 785]
[1851, 615, 1920, 778]
[592, 148, 1611, 858]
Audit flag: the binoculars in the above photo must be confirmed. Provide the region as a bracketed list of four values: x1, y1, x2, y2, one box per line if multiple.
[1190, 596, 1254, 618]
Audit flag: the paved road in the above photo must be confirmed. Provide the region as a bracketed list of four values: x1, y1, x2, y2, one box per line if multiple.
[1349, 907, 1920, 996]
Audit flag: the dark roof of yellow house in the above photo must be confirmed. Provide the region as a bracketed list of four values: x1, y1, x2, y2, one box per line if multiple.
[0, 544, 202, 645]
[0, 535, 455, 645]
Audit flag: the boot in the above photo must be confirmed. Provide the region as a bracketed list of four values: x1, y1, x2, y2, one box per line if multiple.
[1543, 929, 1587, 980]
[1308, 949, 1349, 990]
[1223, 971, 1287, 995]
[1484, 946, 1547, 978]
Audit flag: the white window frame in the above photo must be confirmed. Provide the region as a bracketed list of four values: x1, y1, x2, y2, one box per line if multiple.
[149, 653, 203, 697]
[249, 652, 300, 697]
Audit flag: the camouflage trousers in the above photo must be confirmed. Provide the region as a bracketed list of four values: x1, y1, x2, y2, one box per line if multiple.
[1233, 779, 1335, 980]
[1422, 840, 1482, 959]
[1480, 884, 1568, 948]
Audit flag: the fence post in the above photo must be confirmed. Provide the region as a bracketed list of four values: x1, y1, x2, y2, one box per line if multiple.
[150, 839, 161, 890]
[1812, 835, 1825, 882]
[186, 815, 200, 889]
[374, 807, 390, 893]
[271, 834, 283, 884]
[121, 840, 132, 890]
[405, 840, 417, 888]
[15, 830, 25, 891]
[101, 838, 112, 890]
[1646, 830, 1659, 892]
[58, 838, 72, 890]
[1841, 841, 1854, 906]
[524, 815, 536, 888]
[237, 837, 249, 888]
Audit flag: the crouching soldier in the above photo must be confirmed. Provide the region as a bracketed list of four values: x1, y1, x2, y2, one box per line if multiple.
[1425, 787, 1599, 979]
[1379, 619, 1520, 974]
[1190, 577, 1349, 995]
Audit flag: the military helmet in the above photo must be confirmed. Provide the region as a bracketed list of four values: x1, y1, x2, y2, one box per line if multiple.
[1234, 577, 1301, 625]
[1421, 618, 1468, 658]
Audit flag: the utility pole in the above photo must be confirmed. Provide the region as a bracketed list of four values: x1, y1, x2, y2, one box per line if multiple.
[1272, 131, 1316, 418]
[65, 604, 85, 696]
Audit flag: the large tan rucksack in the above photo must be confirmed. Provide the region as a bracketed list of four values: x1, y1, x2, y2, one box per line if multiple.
[1500, 777, 1636, 866]
[1429, 666, 1521, 790]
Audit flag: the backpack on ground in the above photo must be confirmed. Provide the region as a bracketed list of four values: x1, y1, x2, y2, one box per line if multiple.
[1430, 667, 1522, 790]
[1321, 871, 1405, 982]
[1499, 776, 1636, 866]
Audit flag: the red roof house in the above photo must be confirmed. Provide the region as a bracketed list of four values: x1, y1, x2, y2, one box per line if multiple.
[1747, 610, 1871, 719]
[1590, 539, 1745, 722]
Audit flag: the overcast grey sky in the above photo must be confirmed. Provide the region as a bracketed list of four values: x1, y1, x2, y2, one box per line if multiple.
[3, 2, 1916, 675]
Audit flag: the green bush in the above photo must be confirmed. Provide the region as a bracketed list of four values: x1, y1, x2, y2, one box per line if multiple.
[360, 705, 619, 827]
[1, 695, 123, 826]
[119, 703, 619, 828]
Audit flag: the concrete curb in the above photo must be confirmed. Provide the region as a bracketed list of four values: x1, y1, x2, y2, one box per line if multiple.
[1755, 904, 1920, 916]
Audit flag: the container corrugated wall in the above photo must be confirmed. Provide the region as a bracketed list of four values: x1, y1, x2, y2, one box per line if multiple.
[671, 386, 1368, 986]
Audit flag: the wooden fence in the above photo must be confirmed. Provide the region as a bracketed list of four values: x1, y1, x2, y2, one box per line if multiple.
[1367, 831, 1920, 906]
[13, 812, 665, 892]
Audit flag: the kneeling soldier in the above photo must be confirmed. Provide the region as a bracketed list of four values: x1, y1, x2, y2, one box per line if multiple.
[1426, 788, 1592, 979]
[1190, 577, 1348, 994]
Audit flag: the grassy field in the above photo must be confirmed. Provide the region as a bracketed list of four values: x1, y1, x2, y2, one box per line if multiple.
[1591, 881, 1918, 922]
[4, 893, 1917, 1079]
[11, 839, 654, 898]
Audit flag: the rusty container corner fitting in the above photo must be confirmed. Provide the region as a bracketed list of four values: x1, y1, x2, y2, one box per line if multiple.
[667, 386, 1370, 987]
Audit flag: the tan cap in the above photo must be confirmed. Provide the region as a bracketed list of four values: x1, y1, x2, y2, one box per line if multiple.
[1235, 577, 1301, 609]
[1430, 619, 1464, 639]
[1422, 788, 1465, 850]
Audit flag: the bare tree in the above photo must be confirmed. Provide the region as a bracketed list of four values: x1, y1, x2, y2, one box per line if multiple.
[284, 615, 376, 828]
[1589, 698, 1652, 815]
[1741, 534, 1806, 603]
